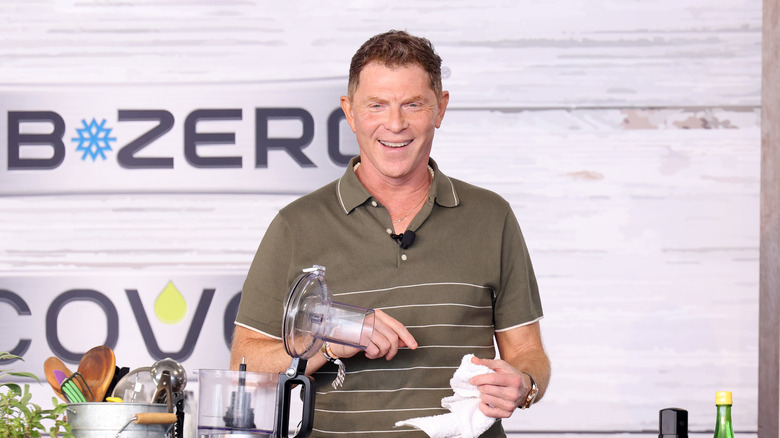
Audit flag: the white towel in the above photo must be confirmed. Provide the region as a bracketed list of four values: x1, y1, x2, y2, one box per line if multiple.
[395, 354, 497, 438]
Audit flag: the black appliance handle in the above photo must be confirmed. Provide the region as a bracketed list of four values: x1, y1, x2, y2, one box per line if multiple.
[275, 358, 315, 438]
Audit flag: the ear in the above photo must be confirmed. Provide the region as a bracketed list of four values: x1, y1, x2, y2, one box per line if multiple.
[340, 96, 357, 133]
[434, 90, 450, 129]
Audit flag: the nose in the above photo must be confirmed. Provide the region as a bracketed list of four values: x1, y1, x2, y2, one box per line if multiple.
[385, 106, 406, 132]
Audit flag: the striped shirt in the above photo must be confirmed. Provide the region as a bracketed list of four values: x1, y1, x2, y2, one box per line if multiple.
[236, 157, 543, 437]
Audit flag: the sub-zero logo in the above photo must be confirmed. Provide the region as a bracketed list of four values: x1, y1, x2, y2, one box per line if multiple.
[6, 108, 352, 170]
[72, 118, 117, 161]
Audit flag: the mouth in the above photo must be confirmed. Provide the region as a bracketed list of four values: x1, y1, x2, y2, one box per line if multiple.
[379, 139, 412, 148]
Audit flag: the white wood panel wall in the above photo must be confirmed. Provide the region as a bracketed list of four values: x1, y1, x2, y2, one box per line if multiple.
[760, 0, 780, 436]
[0, 1, 761, 436]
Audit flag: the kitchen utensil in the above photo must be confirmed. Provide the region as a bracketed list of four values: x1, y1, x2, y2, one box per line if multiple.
[66, 402, 177, 438]
[44, 356, 74, 401]
[226, 358, 253, 429]
[61, 372, 93, 403]
[112, 367, 155, 403]
[60, 380, 84, 403]
[149, 360, 186, 438]
[277, 265, 376, 437]
[106, 366, 130, 400]
[55, 369, 89, 403]
[151, 370, 173, 413]
[197, 369, 280, 437]
[150, 358, 187, 393]
[282, 265, 375, 359]
[77, 345, 116, 402]
[198, 265, 372, 438]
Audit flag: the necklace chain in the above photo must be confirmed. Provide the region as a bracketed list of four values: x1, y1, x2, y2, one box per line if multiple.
[393, 188, 429, 223]
[392, 166, 434, 223]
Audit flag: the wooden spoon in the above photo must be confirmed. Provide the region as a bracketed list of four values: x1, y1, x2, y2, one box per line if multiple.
[77, 345, 116, 402]
[43, 356, 73, 401]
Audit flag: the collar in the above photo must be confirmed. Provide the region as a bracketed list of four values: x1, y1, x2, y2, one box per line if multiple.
[336, 156, 460, 215]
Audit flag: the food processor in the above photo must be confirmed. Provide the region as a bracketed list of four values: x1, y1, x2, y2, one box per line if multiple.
[198, 266, 375, 438]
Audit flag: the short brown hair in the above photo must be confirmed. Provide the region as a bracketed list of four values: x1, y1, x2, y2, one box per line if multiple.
[347, 30, 443, 99]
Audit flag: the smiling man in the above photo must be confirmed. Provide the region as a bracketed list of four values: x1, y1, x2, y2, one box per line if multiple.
[231, 30, 550, 437]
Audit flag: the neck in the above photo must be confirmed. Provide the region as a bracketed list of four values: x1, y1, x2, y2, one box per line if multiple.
[354, 162, 431, 197]
[354, 161, 433, 232]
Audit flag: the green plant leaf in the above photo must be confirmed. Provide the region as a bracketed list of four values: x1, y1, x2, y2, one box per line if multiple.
[0, 352, 22, 361]
[8, 371, 40, 382]
[0, 352, 75, 437]
[1, 382, 22, 396]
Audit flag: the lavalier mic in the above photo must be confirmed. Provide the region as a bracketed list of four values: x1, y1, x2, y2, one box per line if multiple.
[390, 230, 416, 249]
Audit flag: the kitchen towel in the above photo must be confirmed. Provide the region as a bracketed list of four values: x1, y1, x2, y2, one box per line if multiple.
[395, 354, 496, 438]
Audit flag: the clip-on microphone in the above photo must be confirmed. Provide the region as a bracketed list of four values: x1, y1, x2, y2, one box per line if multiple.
[390, 230, 416, 249]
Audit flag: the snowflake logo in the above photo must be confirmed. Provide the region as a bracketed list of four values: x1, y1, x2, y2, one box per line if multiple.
[71, 118, 117, 161]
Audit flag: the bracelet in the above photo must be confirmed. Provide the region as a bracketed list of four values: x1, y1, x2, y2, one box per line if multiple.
[321, 342, 339, 362]
[320, 342, 345, 389]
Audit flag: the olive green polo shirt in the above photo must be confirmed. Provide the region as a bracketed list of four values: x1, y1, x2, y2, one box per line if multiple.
[236, 157, 543, 437]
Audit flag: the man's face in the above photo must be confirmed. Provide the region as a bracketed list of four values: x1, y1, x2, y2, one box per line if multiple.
[341, 62, 449, 182]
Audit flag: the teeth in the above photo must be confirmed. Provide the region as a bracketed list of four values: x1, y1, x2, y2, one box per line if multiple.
[379, 140, 411, 148]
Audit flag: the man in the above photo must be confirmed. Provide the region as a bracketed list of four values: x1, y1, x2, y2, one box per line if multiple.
[231, 30, 550, 437]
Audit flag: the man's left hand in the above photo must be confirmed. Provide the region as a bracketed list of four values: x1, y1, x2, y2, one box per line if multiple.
[469, 356, 530, 418]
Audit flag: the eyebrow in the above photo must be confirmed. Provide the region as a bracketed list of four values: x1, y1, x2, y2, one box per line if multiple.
[364, 95, 428, 103]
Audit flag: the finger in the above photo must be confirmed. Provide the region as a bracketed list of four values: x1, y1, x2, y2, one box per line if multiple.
[471, 370, 526, 407]
[364, 342, 381, 359]
[477, 398, 514, 419]
[471, 356, 512, 373]
[374, 310, 418, 350]
[470, 370, 523, 388]
[371, 323, 399, 359]
[481, 391, 519, 413]
[476, 380, 524, 407]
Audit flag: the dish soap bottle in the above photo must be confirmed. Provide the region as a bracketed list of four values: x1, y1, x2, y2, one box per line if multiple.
[659, 407, 688, 438]
[714, 391, 735, 438]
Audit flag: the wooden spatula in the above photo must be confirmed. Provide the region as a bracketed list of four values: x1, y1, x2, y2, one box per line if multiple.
[77, 345, 116, 402]
[43, 356, 73, 401]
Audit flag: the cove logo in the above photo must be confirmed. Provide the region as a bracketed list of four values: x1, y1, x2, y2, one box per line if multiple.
[0, 275, 243, 367]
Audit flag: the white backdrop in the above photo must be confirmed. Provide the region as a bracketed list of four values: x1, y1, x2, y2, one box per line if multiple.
[0, 1, 761, 436]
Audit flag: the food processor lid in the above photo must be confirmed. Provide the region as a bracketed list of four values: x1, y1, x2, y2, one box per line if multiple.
[282, 265, 332, 360]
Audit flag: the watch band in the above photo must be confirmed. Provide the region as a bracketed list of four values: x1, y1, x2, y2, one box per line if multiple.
[321, 342, 346, 389]
[520, 372, 538, 410]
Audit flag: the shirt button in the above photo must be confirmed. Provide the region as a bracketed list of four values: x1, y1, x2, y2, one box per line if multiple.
[386, 228, 393, 234]
[401, 254, 408, 261]
[371, 200, 378, 207]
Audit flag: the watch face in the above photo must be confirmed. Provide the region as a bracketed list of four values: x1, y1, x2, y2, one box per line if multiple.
[522, 376, 538, 409]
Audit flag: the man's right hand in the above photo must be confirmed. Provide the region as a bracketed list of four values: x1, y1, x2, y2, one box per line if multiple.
[329, 309, 417, 360]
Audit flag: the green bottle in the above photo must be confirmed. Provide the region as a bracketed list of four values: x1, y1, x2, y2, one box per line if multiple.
[713, 391, 735, 438]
